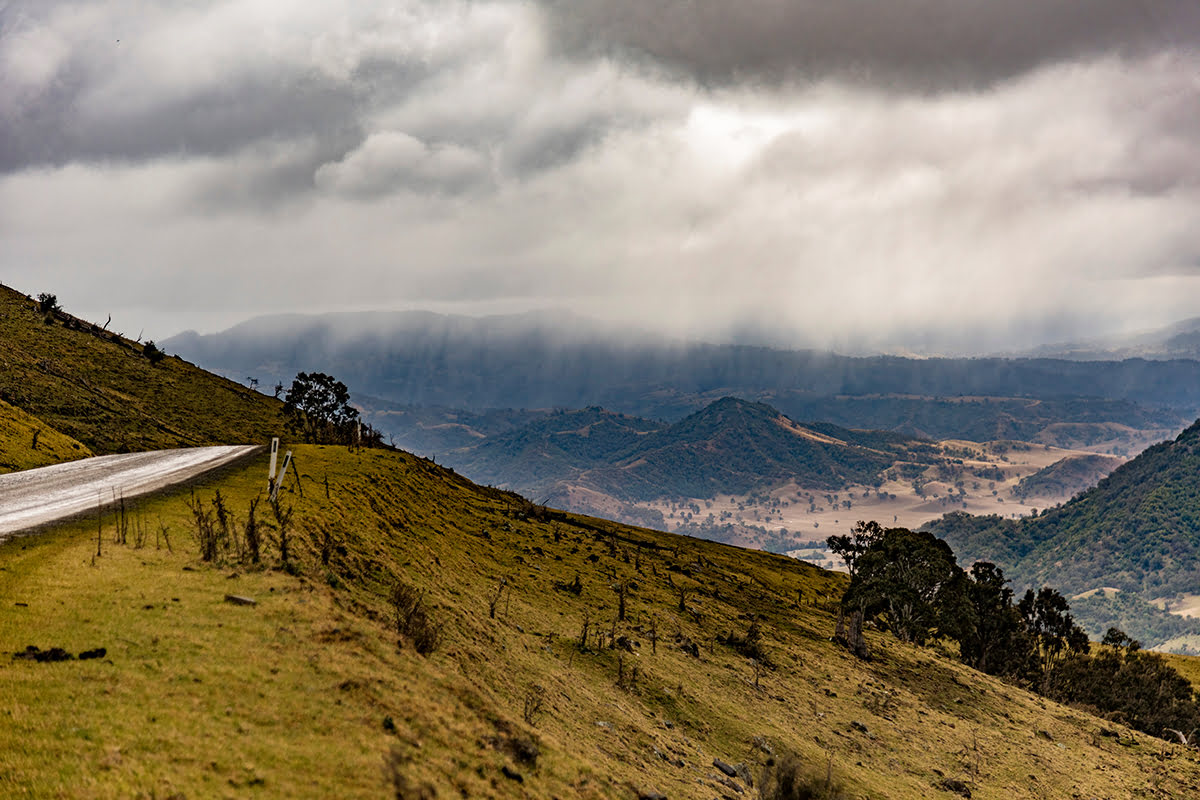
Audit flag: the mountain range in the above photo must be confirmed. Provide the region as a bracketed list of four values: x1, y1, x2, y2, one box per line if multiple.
[1019, 315, 1200, 361]
[164, 310, 1199, 449]
[435, 398, 937, 504]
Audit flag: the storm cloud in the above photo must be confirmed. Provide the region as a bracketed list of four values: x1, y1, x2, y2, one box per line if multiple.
[540, 0, 1200, 89]
[1, 0, 1198, 353]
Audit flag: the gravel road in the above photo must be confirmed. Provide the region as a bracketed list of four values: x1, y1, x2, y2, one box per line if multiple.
[0, 446, 260, 540]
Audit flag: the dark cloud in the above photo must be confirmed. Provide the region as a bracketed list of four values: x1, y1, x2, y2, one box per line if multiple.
[0, 52, 425, 175]
[539, 0, 1200, 89]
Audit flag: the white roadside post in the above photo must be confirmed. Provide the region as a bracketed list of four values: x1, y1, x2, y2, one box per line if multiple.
[268, 437, 279, 494]
[271, 450, 293, 503]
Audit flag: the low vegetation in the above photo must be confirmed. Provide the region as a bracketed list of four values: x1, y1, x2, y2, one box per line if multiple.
[0, 398, 91, 474]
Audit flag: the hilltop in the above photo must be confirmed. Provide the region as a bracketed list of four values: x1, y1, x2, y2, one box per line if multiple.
[568, 398, 918, 501]
[437, 398, 933, 502]
[0, 284, 285, 456]
[1011, 453, 1126, 502]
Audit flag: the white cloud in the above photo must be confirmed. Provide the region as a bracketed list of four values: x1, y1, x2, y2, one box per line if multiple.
[314, 131, 490, 197]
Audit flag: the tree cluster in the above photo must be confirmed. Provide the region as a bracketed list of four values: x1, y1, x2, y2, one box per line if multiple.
[830, 521, 1200, 740]
[282, 371, 379, 446]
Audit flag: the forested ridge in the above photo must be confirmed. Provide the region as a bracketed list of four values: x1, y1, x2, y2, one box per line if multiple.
[927, 418, 1200, 648]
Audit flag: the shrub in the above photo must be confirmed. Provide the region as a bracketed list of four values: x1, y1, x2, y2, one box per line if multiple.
[759, 751, 845, 800]
[522, 684, 546, 726]
[143, 340, 166, 365]
[390, 581, 442, 656]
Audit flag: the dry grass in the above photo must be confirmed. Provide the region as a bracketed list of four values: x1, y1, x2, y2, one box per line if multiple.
[0, 398, 91, 474]
[4, 444, 1200, 798]
[0, 283, 286, 454]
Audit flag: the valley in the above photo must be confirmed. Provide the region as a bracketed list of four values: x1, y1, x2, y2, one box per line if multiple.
[9, 282, 1200, 795]
[635, 440, 1119, 556]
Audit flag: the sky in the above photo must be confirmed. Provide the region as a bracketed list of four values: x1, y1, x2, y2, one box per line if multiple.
[2, 0, 1199, 354]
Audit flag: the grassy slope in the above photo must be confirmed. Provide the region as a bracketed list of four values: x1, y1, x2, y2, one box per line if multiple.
[0, 398, 92, 474]
[0, 284, 285, 454]
[5, 445, 1200, 799]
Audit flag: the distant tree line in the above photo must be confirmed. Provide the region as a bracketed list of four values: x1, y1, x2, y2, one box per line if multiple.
[830, 521, 1200, 740]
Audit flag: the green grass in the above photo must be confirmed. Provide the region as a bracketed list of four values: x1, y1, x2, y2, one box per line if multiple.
[6, 444, 1200, 798]
[0, 284, 286, 454]
[0, 398, 91, 474]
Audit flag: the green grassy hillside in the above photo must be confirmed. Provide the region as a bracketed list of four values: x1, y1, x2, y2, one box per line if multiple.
[0, 398, 91, 474]
[5, 445, 1200, 798]
[1011, 453, 1124, 502]
[0, 284, 285, 454]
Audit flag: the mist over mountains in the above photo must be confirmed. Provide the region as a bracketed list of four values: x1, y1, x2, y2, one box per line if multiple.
[437, 397, 932, 504]
[164, 310, 1200, 438]
[1017, 316, 1200, 362]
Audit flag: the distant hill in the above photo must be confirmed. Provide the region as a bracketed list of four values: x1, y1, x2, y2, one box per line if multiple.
[1011, 453, 1125, 501]
[930, 419, 1200, 598]
[428, 397, 941, 511]
[0, 284, 285, 454]
[1021, 316, 1200, 361]
[165, 310, 1198, 447]
[444, 406, 661, 495]
[569, 397, 925, 502]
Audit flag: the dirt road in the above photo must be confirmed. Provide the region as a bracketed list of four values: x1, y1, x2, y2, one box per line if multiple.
[0, 446, 260, 540]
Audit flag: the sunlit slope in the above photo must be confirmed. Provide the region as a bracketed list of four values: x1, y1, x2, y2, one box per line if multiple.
[0, 397, 91, 474]
[4, 445, 1200, 798]
[0, 284, 285, 454]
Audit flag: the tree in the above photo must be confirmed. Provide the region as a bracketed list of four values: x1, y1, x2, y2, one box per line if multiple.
[36, 293, 59, 313]
[841, 526, 966, 645]
[143, 340, 166, 365]
[954, 562, 1038, 682]
[282, 372, 360, 444]
[1018, 586, 1090, 688]
[1046, 627, 1200, 739]
[827, 520, 884, 578]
